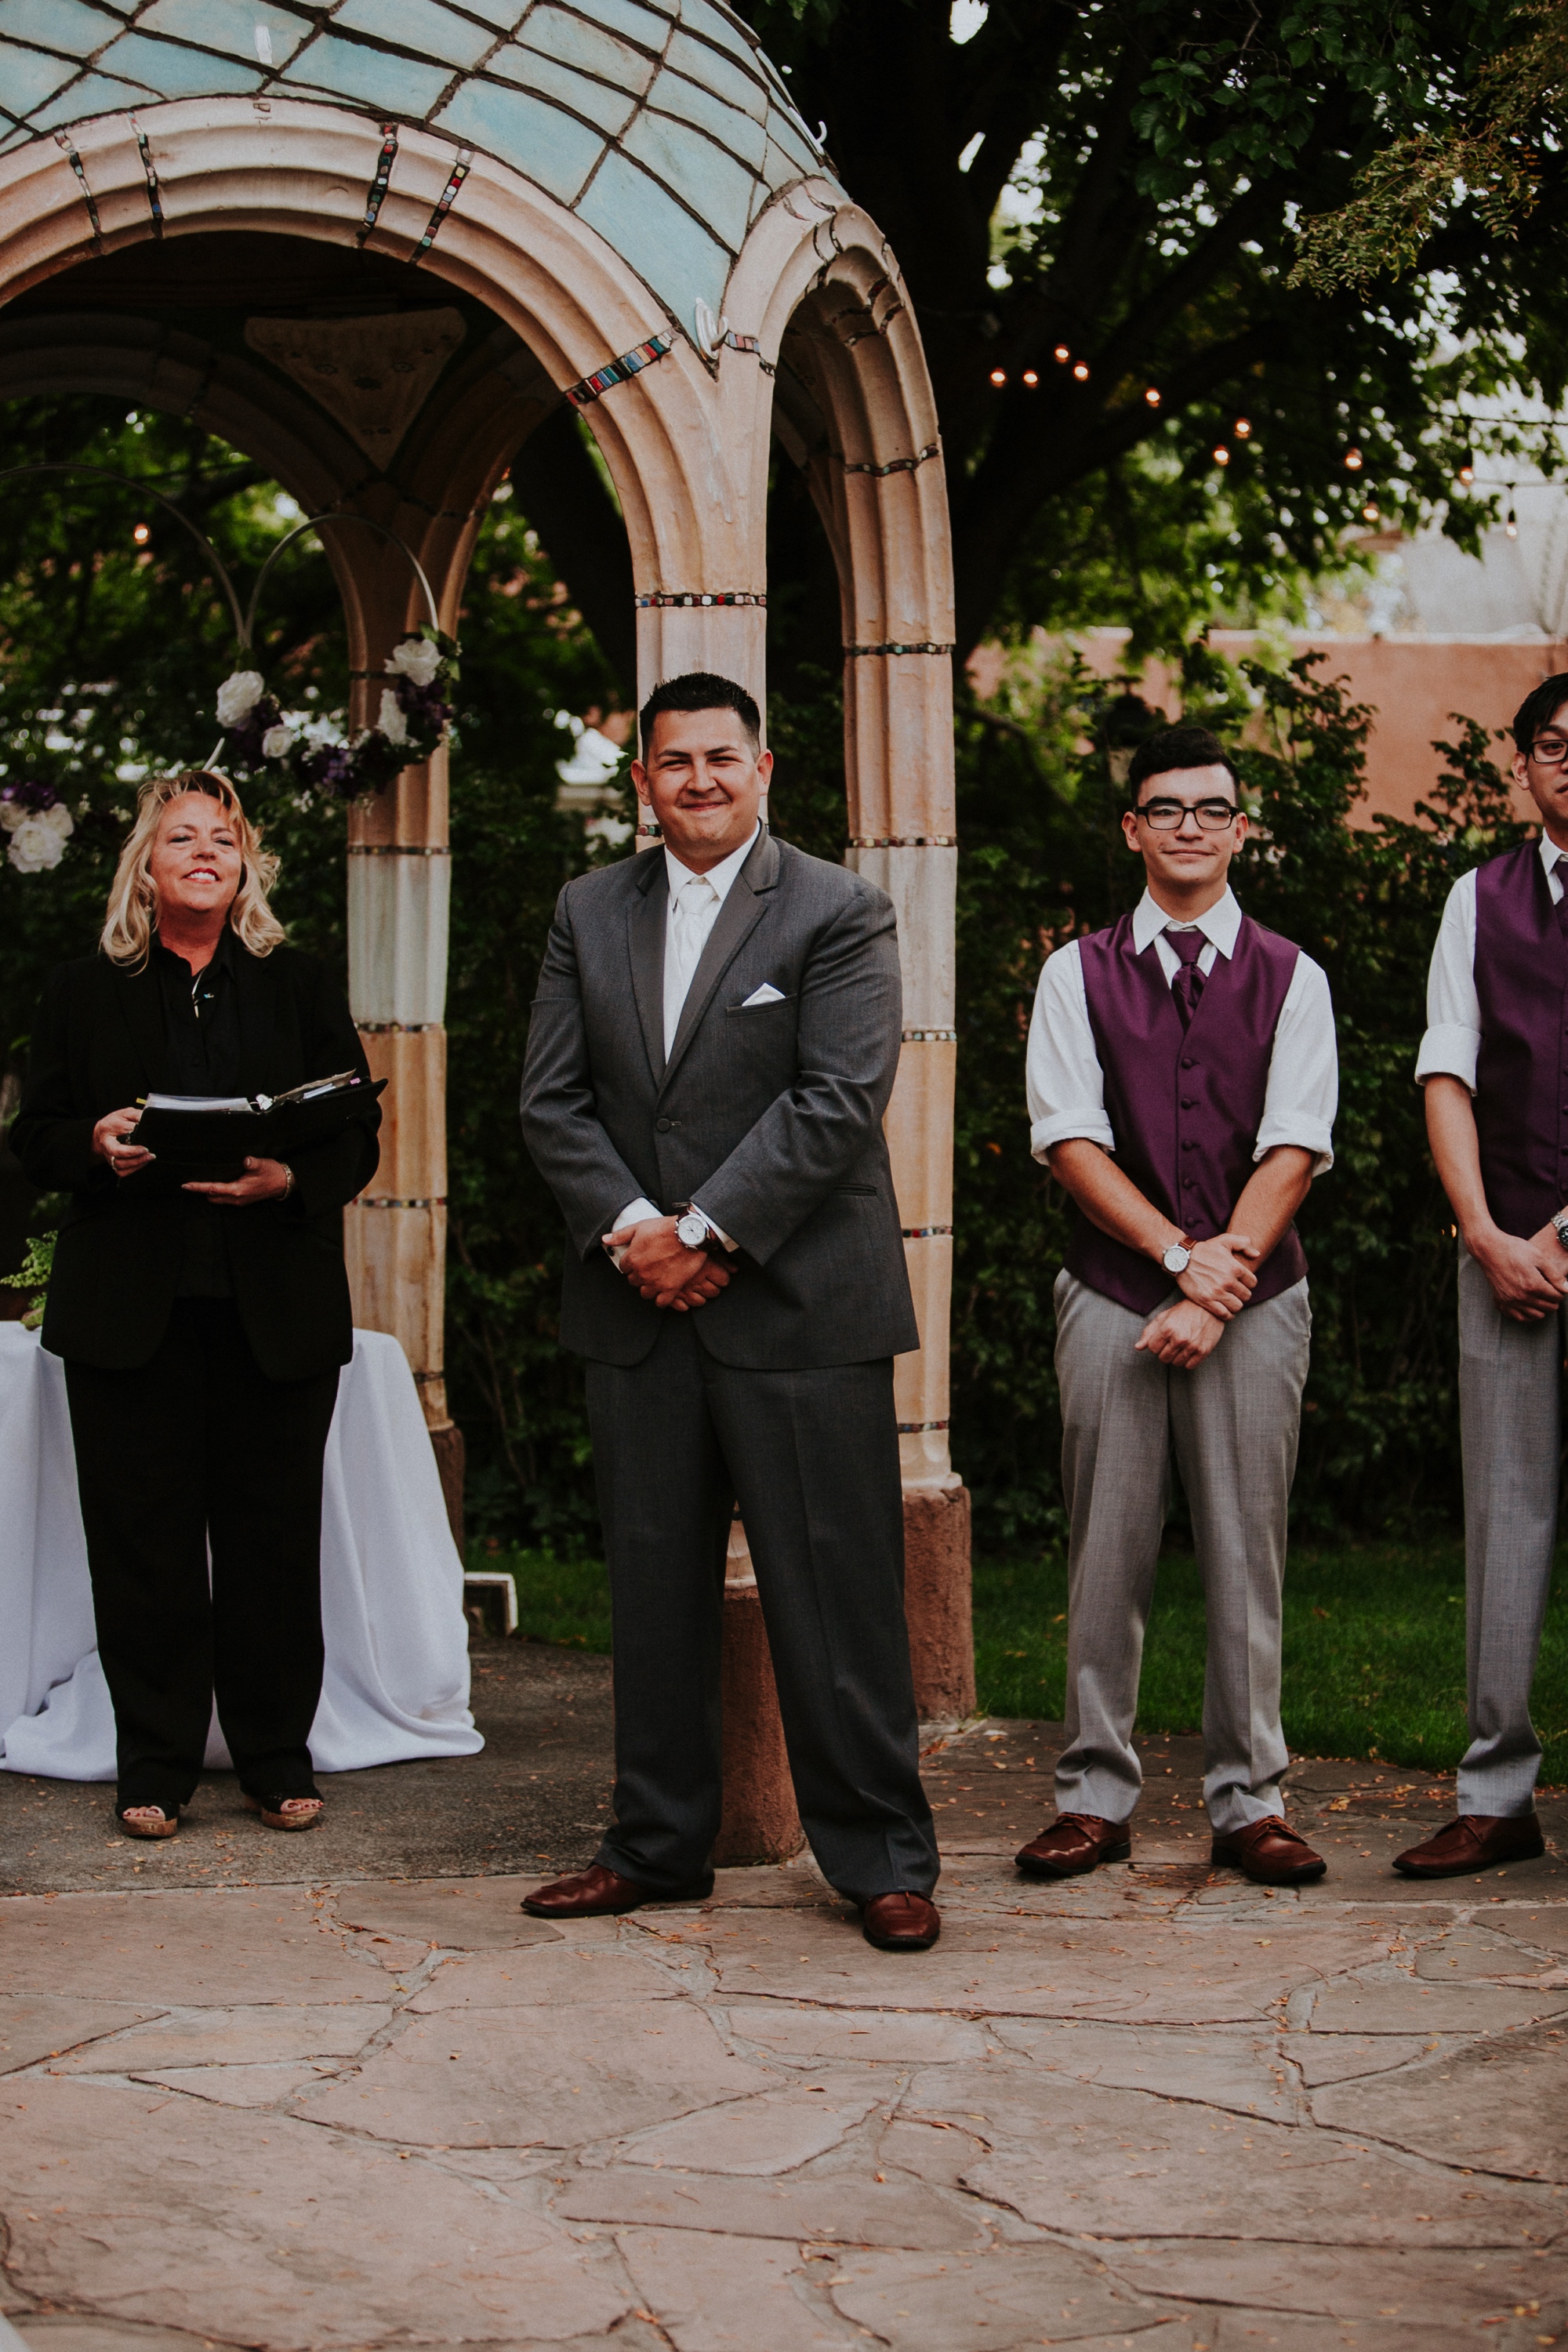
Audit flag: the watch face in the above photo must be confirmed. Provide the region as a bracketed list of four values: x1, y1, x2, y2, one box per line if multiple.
[677, 1214, 705, 1247]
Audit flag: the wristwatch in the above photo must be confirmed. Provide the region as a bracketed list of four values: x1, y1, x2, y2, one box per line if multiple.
[675, 1207, 714, 1250]
[1161, 1232, 1198, 1275]
[1553, 1210, 1568, 1254]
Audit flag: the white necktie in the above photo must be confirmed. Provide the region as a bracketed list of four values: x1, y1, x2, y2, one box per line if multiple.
[670, 873, 717, 1002]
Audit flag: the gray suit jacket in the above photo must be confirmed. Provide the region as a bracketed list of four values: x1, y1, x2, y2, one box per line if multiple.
[520, 828, 919, 1370]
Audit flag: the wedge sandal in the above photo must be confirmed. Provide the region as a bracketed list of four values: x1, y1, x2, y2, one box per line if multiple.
[242, 1792, 324, 1831]
[115, 1802, 181, 1840]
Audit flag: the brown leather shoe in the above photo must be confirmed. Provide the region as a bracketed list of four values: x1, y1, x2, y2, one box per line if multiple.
[521, 1862, 714, 1918]
[1014, 1813, 1131, 1878]
[1392, 1813, 1545, 1879]
[862, 1891, 941, 1951]
[1210, 1816, 1327, 1885]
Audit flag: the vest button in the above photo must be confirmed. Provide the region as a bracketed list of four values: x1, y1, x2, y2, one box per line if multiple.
[656, 1116, 672, 1132]
[1181, 1176, 1196, 1189]
[1181, 1139, 1196, 1150]
[1181, 1057, 1196, 1069]
[1181, 1097, 1196, 1109]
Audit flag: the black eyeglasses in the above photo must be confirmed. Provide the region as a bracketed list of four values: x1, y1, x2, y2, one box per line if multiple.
[1134, 798, 1240, 832]
[1530, 735, 1568, 768]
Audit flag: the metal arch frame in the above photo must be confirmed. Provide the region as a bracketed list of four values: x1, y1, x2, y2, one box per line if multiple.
[0, 462, 441, 652]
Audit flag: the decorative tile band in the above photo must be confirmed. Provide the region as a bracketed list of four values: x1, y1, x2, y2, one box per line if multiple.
[902, 1028, 957, 1042]
[567, 335, 672, 409]
[850, 834, 957, 848]
[358, 123, 398, 247]
[636, 591, 766, 608]
[129, 117, 163, 238]
[410, 149, 470, 264]
[902, 1225, 954, 1239]
[898, 1417, 950, 1433]
[347, 844, 452, 856]
[54, 136, 102, 250]
[842, 442, 940, 478]
[356, 1196, 447, 1209]
[844, 641, 955, 657]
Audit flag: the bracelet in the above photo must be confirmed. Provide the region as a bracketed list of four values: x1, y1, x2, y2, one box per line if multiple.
[280, 1164, 296, 1200]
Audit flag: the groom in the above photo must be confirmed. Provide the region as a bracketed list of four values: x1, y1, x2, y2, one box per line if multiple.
[518, 671, 939, 1950]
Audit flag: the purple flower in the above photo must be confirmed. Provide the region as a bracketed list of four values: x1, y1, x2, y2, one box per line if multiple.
[1, 779, 63, 814]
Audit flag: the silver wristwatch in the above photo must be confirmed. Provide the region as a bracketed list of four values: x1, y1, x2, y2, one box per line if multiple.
[1161, 1232, 1196, 1276]
[1552, 1211, 1568, 1255]
[675, 1208, 712, 1250]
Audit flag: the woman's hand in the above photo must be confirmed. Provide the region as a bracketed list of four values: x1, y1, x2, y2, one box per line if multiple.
[93, 1106, 154, 1179]
[183, 1156, 293, 1207]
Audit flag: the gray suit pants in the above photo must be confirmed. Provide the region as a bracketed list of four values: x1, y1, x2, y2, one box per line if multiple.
[583, 1316, 938, 1904]
[1457, 1247, 1559, 1815]
[1053, 1270, 1312, 1835]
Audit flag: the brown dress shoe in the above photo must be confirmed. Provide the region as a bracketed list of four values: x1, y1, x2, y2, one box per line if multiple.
[862, 1891, 941, 1951]
[1392, 1813, 1545, 1879]
[521, 1862, 714, 1918]
[1014, 1813, 1131, 1878]
[1210, 1816, 1327, 1886]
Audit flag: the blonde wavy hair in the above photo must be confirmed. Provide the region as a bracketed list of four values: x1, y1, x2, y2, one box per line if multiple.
[101, 769, 285, 968]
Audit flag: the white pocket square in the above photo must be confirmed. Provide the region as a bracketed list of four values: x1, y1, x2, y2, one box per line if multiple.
[741, 982, 786, 1007]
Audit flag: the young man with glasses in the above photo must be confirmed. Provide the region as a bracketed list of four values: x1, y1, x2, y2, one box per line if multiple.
[1403, 675, 1568, 1879]
[1020, 724, 1338, 1886]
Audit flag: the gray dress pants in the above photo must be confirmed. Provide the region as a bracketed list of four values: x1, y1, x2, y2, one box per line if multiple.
[583, 1314, 938, 1904]
[1052, 1270, 1312, 1835]
[1457, 1247, 1560, 1816]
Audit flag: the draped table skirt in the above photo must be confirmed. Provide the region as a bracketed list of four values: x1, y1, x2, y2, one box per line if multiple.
[0, 1323, 482, 1780]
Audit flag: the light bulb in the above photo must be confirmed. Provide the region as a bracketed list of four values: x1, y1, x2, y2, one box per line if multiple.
[1022, 369, 1038, 387]
[1054, 345, 1069, 362]
[1458, 465, 1474, 484]
[1213, 447, 1230, 466]
[1073, 361, 1090, 380]
[1345, 448, 1363, 471]
[1506, 509, 1519, 538]
[1363, 502, 1379, 521]
[132, 522, 150, 545]
[989, 368, 1006, 387]
[1235, 418, 1251, 437]
[1145, 387, 1161, 406]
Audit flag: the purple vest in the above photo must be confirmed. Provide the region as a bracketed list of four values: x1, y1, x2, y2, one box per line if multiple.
[1065, 909, 1308, 1315]
[1472, 841, 1568, 1238]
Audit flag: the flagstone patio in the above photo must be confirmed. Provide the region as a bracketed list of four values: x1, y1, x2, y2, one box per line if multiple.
[2, 1669, 1566, 2351]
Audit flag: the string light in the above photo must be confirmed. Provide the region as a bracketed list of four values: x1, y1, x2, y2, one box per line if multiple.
[1145, 387, 1161, 406]
[132, 522, 150, 544]
[1344, 448, 1363, 471]
[1506, 494, 1519, 538]
[1054, 345, 1070, 362]
[1234, 418, 1251, 438]
[1458, 462, 1474, 484]
[1363, 501, 1380, 521]
[989, 368, 1006, 387]
[1021, 369, 1038, 387]
[1073, 361, 1090, 380]
[1213, 447, 1230, 466]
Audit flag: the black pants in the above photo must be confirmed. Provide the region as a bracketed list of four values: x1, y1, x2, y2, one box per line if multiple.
[584, 1316, 938, 1904]
[63, 1300, 340, 1811]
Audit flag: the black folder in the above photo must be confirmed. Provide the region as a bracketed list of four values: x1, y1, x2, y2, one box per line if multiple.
[128, 1071, 386, 1184]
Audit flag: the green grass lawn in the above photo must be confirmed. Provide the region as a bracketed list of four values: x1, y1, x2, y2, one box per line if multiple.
[472, 1538, 1568, 1784]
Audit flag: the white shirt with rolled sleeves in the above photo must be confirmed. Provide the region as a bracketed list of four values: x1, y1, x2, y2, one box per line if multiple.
[1414, 837, 1565, 1093]
[1025, 885, 1338, 1172]
[612, 824, 761, 1249]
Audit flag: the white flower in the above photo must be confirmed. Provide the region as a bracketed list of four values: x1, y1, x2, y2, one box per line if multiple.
[216, 670, 266, 728]
[385, 637, 441, 690]
[0, 800, 21, 831]
[376, 688, 409, 746]
[8, 813, 71, 872]
[38, 802, 73, 837]
[261, 724, 294, 760]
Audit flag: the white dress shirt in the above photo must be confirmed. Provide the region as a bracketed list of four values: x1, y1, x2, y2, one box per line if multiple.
[1025, 884, 1338, 1173]
[614, 825, 761, 1245]
[1415, 837, 1563, 1093]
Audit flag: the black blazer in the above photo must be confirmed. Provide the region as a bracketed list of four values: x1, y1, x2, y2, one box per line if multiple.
[10, 942, 379, 1380]
[521, 829, 919, 1370]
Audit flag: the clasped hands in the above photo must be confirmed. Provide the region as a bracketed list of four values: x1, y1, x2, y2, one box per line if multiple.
[1467, 1220, 1568, 1323]
[91, 1106, 293, 1204]
[1136, 1229, 1259, 1370]
[603, 1213, 731, 1312]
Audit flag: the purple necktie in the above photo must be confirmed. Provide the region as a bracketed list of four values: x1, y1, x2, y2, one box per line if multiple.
[1167, 926, 1207, 1029]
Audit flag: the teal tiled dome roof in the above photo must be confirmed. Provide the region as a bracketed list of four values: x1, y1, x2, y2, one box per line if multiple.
[0, 0, 840, 331]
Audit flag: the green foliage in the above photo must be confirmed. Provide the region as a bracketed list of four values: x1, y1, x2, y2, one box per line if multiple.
[0, 1224, 53, 1328]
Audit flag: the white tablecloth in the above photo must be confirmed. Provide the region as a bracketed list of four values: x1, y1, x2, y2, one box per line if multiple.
[0, 1323, 482, 1780]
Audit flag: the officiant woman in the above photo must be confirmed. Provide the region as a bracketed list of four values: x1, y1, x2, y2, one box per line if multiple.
[10, 768, 379, 1840]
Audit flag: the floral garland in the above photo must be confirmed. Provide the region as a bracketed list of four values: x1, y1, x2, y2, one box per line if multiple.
[2, 779, 74, 873]
[215, 626, 459, 800]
